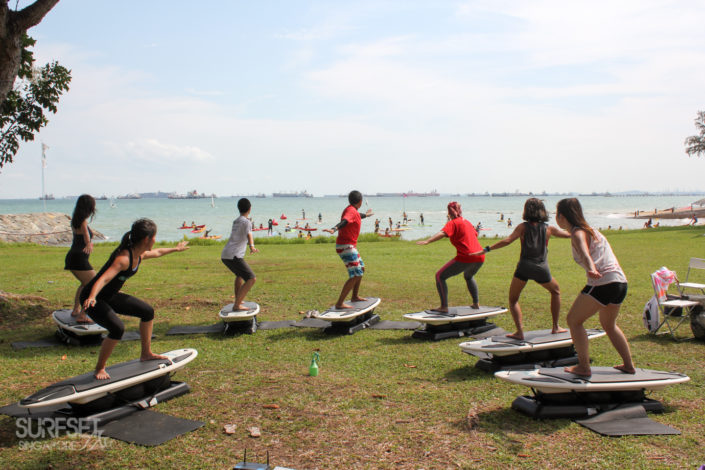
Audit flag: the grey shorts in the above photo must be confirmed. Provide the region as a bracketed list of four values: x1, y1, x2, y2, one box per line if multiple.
[514, 259, 552, 284]
[221, 257, 255, 281]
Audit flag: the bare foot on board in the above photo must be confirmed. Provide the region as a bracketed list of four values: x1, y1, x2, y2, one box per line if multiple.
[141, 352, 168, 361]
[429, 307, 449, 313]
[71, 311, 93, 324]
[564, 365, 591, 377]
[613, 364, 636, 374]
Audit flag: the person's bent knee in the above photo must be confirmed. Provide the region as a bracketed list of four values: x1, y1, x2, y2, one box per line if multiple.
[141, 305, 155, 322]
[108, 324, 125, 340]
[598, 315, 619, 332]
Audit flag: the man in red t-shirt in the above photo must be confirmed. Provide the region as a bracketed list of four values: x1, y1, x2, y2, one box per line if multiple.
[417, 202, 485, 312]
[323, 190, 373, 309]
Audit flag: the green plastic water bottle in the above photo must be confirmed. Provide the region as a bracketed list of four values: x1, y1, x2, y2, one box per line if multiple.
[309, 352, 320, 377]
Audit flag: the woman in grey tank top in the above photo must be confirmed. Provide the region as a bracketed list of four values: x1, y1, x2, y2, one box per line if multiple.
[480, 198, 570, 339]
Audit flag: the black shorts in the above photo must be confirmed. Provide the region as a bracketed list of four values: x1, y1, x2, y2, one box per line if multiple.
[222, 257, 255, 281]
[581, 282, 628, 306]
[513, 259, 552, 284]
[64, 249, 93, 271]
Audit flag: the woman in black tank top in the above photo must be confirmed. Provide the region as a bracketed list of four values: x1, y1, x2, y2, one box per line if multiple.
[479, 198, 571, 340]
[64, 195, 96, 322]
[81, 218, 189, 380]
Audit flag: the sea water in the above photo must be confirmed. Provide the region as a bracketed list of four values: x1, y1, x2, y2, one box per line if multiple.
[0, 195, 700, 243]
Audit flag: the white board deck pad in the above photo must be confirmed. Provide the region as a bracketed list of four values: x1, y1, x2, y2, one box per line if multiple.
[20, 348, 198, 408]
[495, 367, 690, 393]
[313, 297, 381, 322]
[52, 309, 107, 336]
[403, 306, 507, 325]
[460, 328, 605, 356]
[219, 302, 260, 322]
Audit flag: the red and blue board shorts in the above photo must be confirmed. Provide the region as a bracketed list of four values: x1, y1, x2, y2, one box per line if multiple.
[336, 244, 364, 278]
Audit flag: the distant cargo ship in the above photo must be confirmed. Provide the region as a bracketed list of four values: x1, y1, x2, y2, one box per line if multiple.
[168, 190, 216, 199]
[375, 190, 439, 197]
[272, 190, 313, 198]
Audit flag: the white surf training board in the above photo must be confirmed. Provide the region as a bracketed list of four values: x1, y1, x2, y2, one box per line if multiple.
[495, 366, 690, 394]
[20, 348, 198, 408]
[52, 309, 107, 336]
[219, 302, 260, 322]
[313, 297, 381, 322]
[403, 306, 507, 325]
[460, 328, 605, 357]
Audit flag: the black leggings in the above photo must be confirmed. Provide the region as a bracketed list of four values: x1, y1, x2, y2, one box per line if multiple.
[435, 259, 483, 307]
[85, 292, 154, 340]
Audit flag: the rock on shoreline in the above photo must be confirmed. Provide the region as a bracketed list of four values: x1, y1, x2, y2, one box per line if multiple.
[0, 213, 106, 246]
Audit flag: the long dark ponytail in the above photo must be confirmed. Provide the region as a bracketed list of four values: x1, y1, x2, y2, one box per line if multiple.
[71, 194, 96, 229]
[556, 198, 594, 238]
[118, 218, 157, 251]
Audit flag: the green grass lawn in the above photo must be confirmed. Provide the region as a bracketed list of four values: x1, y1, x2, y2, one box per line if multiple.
[1, 226, 704, 469]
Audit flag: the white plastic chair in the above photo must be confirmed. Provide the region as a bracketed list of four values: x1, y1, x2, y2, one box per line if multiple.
[677, 257, 705, 299]
[651, 269, 699, 339]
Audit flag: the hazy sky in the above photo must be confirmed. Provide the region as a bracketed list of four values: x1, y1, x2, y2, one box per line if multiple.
[2, 0, 705, 198]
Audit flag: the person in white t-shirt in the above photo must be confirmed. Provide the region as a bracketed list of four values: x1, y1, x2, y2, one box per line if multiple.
[221, 198, 259, 310]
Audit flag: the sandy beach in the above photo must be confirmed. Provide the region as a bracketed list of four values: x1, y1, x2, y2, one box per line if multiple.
[631, 205, 705, 220]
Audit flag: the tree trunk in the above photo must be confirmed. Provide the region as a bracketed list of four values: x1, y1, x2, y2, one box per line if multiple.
[0, 0, 60, 106]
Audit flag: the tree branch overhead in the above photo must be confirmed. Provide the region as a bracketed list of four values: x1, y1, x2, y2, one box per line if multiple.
[9, 0, 60, 31]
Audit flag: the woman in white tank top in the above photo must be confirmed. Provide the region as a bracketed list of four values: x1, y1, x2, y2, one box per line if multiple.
[556, 198, 635, 377]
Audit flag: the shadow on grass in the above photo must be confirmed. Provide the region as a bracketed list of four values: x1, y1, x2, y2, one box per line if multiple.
[264, 327, 344, 343]
[0, 414, 84, 449]
[450, 405, 571, 438]
[444, 364, 491, 382]
[0, 332, 74, 359]
[0, 416, 20, 448]
[374, 335, 427, 346]
[660, 403, 687, 415]
[0, 413, 111, 466]
[0, 326, 153, 359]
[628, 333, 695, 344]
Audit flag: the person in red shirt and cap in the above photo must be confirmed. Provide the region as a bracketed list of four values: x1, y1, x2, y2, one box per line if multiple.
[417, 201, 485, 312]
